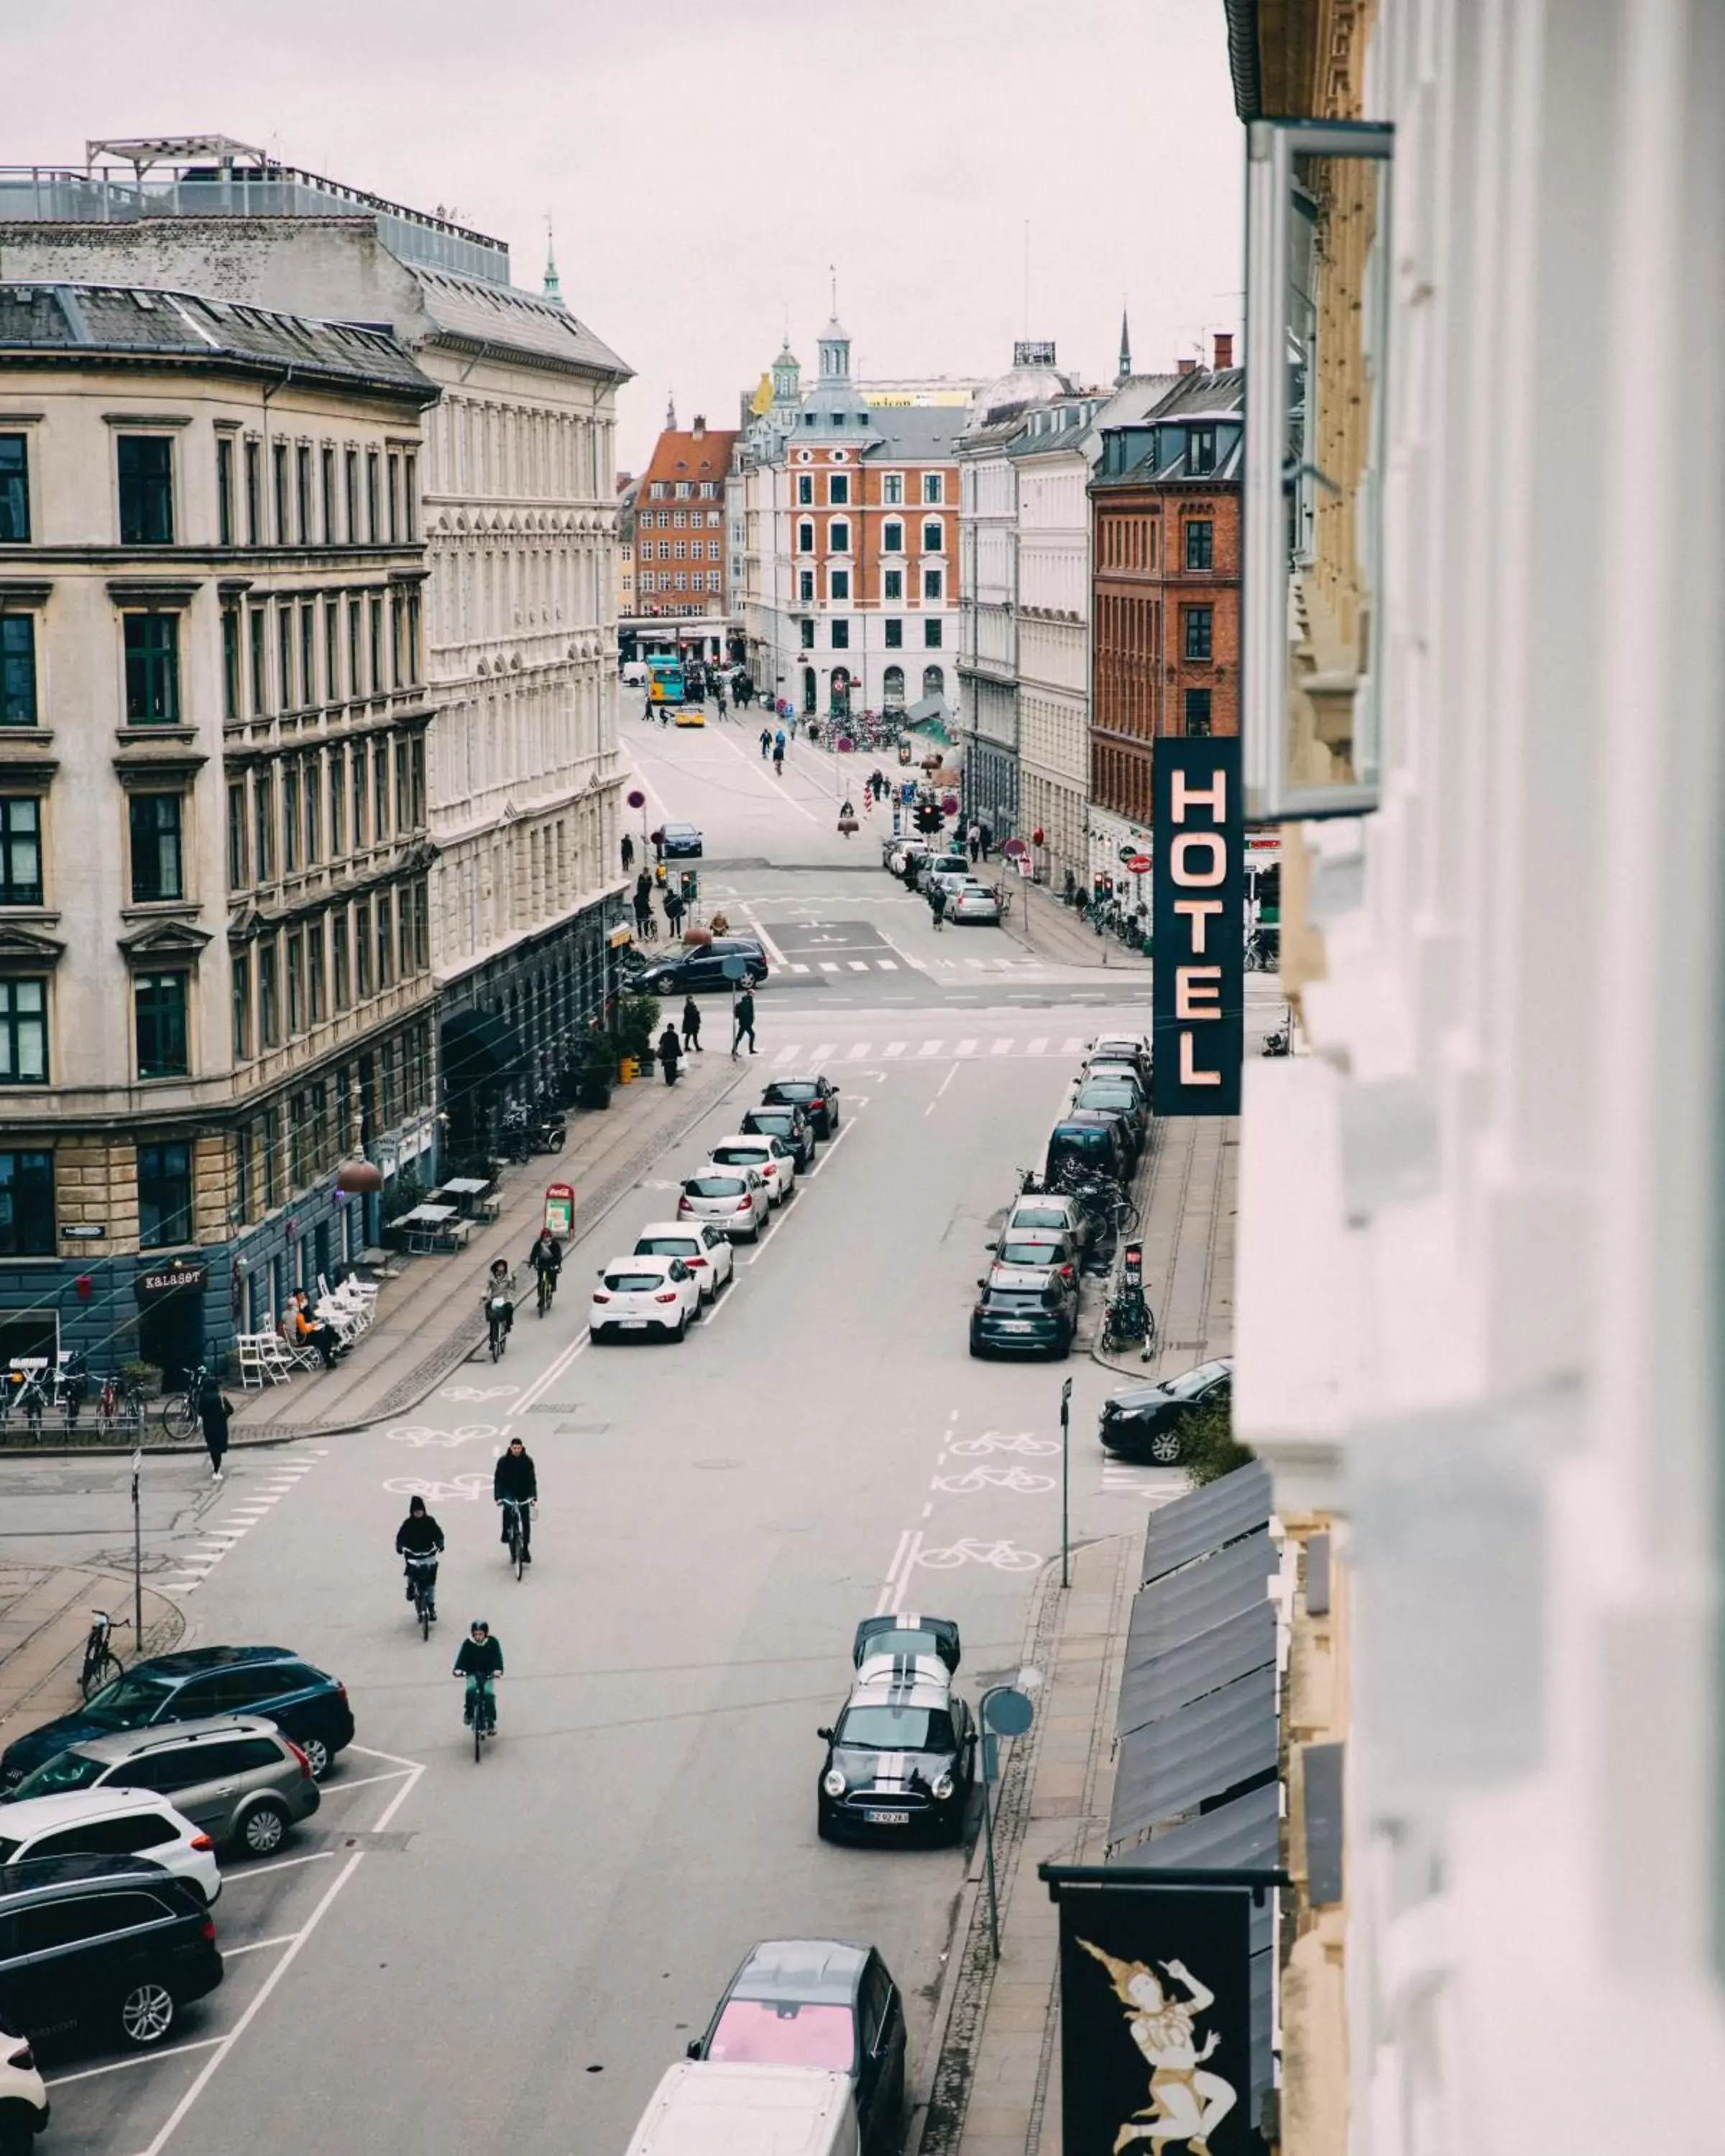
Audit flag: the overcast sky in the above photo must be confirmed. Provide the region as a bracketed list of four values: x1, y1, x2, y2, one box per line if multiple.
[3, 0, 1244, 473]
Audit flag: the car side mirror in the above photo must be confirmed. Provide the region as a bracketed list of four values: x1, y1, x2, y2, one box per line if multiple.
[976, 1277, 987, 1289]
[817, 1726, 834, 1741]
[686, 2040, 702, 2060]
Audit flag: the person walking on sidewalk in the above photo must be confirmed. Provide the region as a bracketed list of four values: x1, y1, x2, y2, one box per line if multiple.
[620, 832, 635, 873]
[929, 883, 948, 932]
[967, 819, 982, 863]
[632, 872, 655, 941]
[759, 726, 772, 758]
[681, 995, 702, 1054]
[197, 1376, 233, 1480]
[731, 986, 758, 1057]
[657, 1023, 684, 1086]
[772, 737, 786, 779]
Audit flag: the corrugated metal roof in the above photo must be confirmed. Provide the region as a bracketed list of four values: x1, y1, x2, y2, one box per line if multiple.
[407, 264, 630, 378]
[1116, 1600, 1277, 1740]
[1141, 1459, 1274, 1584]
[1126, 1531, 1277, 1663]
[1119, 1779, 1281, 1873]
[1107, 1664, 1279, 1847]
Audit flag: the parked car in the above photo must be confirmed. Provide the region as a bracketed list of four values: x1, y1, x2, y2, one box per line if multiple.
[740, 1101, 817, 1170]
[635, 937, 768, 995]
[1069, 1077, 1149, 1159]
[677, 1168, 769, 1243]
[632, 1222, 735, 1304]
[948, 884, 1003, 925]
[1044, 1113, 1132, 1189]
[688, 1940, 907, 2156]
[816, 1624, 975, 1846]
[970, 1264, 1077, 1360]
[0, 2020, 48, 2152]
[1, 1646, 354, 1792]
[760, 1072, 841, 1138]
[4, 1717, 321, 1860]
[1098, 1358, 1235, 1462]
[0, 1789, 220, 1903]
[991, 1227, 1080, 1279]
[589, 1255, 702, 1343]
[661, 822, 704, 858]
[706, 1135, 798, 1206]
[625, 2063, 857, 2156]
[0, 1855, 223, 2050]
[1005, 1192, 1094, 1256]
[1087, 1031, 1153, 1082]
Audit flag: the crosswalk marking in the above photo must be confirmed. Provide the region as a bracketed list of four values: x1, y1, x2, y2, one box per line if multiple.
[772, 1046, 799, 1065]
[990, 1038, 1012, 1056]
[811, 1043, 837, 1062]
[1061, 1036, 1086, 1054]
[954, 1038, 978, 1057]
[1028, 1037, 1049, 1055]
[877, 958, 899, 970]
[818, 960, 839, 972]
[848, 960, 869, 972]
[789, 962, 810, 973]
[845, 1042, 871, 1060]
[918, 1040, 942, 1058]
[885, 1042, 906, 1058]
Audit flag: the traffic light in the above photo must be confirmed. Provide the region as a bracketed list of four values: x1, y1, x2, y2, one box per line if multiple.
[679, 869, 699, 901]
[915, 798, 944, 836]
[1093, 872, 1114, 901]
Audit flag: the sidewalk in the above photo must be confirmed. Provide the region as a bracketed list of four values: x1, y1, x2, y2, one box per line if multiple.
[1000, 874, 1154, 975]
[229, 1049, 750, 1442]
[0, 1563, 186, 1749]
[915, 1532, 1138, 2156]
[1090, 1114, 1238, 1382]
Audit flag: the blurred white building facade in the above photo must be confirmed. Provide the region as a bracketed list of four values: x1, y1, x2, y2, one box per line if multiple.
[1226, 2, 1725, 2151]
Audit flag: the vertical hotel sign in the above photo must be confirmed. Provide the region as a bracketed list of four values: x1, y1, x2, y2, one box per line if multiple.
[1151, 738, 1243, 1115]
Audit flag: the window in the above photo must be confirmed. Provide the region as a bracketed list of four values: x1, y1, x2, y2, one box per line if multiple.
[796, 474, 814, 506]
[286, 930, 303, 1034]
[304, 757, 321, 862]
[327, 747, 345, 855]
[0, 1150, 53, 1254]
[0, 616, 35, 724]
[249, 608, 267, 714]
[799, 570, 815, 604]
[881, 473, 903, 507]
[253, 768, 274, 885]
[922, 473, 944, 505]
[675, 482, 691, 499]
[0, 435, 28, 541]
[884, 618, 903, 650]
[1183, 688, 1213, 736]
[116, 436, 174, 545]
[0, 978, 46, 1082]
[244, 438, 262, 545]
[673, 510, 686, 530]
[797, 520, 814, 553]
[882, 663, 905, 706]
[829, 520, 851, 554]
[373, 738, 391, 837]
[830, 569, 850, 602]
[123, 614, 180, 724]
[281, 763, 299, 874]
[128, 794, 183, 903]
[348, 596, 362, 695]
[0, 796, 41, 905]
[707, 570, 722, 592]
[923, 665, 945, 699]
[1183, 606, 1214, 661]
[345, 448, 360, 540]
[921, 520, 944, 553]
[231, 951, 251, 1058]
[331, 906, 350, 1008]
[673, 540, 687, 561]
[352, 748, 368, 848]
[404, 453, 417, 541]
[366, 451, 381, 542]
[221, 609, 240, 721]
[828, 474, 850, 507]
[1184, 519, 1214, 569]
[296, 446, 313, 543]
[321, 446, 337, 541]
[375, 893, 392, 989]
[1187, 427, 1217, 475]
[277, 605, 295, 711]
[216, 436, 235, 545]
[650, 482, 667, 499]
[226, 782, 247, 888]
[831, 619, 850, 650]
[135, 974, 189, 1080]
[355, 898, 372, 996]
[272, 443, 290, 545]
[387, 451, 401, 542]
[799, 620, 814, 650]
[307, 919, 326, 1022]
[258, 936, 280, 1045]
[883, 568, 903, 603]
[924, 618, 943, 648]
[922, 568, 943, 602]
[324, 598, 341, 704]
[300, 604, 316, 708]
[882, 520, 903, 554]
[369, 594, 384, 690]
[137, 1141, 193, 1247]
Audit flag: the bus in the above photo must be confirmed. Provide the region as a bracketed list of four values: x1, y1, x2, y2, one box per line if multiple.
[646, 656, 686, 706]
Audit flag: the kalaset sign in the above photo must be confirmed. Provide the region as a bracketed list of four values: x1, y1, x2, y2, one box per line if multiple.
[1151, 739, 1243, 1115]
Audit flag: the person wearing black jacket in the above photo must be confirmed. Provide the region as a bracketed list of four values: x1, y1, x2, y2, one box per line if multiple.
[657, 1023, 684, 1087]
[493, 1437, 538, 1562]
[681, 995, 702, 1054]
[454, 1621, 503, 1731]
[395, 1496, 446, 1617]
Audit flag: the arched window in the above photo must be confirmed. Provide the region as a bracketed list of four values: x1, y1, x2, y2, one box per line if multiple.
[923, 665, 945, 701]
[828, 519, 851, 555]
[882, 520, 904, 554]
[882, 665, 906, 709]
[921, 519, 944, 553]
[801, 666, 817, 714]
[797, 520, 814, 553]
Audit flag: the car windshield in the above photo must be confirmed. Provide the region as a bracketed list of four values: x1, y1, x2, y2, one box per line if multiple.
[709, 1999, 855, 2070]
[1013, 1206, 1069, 1230]
[80, 1669, 179, 1726]
[766, 1082, 819, 1101]
[709, 1146, 764, 1165]
[1169, 1362, 1228, 1398]
[686, 1176, 745, 1197]
[636, 1238, 697, 1258]
[8, 1749, 108, 1800]
[1000, 1241, 1062, 1266]
[604, 1272, 665, 1292]
[837, 1705, 957, 1751]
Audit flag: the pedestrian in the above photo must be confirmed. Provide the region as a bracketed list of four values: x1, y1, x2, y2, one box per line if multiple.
[641, 696, 653, 723]
[930, 883, 947, 932]
[731, 985, 758, 1057]
[979, 820, 993, 859]
[759, 727, 772, 758]
[197, 1374, 233, 1480]
[650, 826, 665, 862]
[714, 683, 727, 717]
[838, 798, 858, 837]
[633, 869, 653, 918]
[967, 820, 982, 864]
[663, 888, 686, 937]
[620, 832, 635, 873]
[772, 740, 786, 778]
[681, 994, 702, 1052]
[657, 1023, 684, 1086]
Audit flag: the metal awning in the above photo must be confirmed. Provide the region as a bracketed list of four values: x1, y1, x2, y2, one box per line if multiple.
[1116, 1600, 1277, 1741]
[1141, 1457, 1274, 1584]
[1122, 1529, 1277, 1669]
[1107, 1664, 1279, 1849]
[1116, 1778, 1280, 1873]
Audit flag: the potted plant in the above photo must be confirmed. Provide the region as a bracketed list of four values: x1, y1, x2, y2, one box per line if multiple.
[576, 1032, 615, 1110]
[616, 992, 659, 1081]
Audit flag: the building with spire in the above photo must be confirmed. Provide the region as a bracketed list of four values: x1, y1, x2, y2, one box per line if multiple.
[543, 224, 564, 308]
[625, 412, 740, 659]
[1116, 309, 1133, 385]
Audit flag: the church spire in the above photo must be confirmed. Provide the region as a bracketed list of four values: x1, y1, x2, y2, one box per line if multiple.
[665, 391, 678, 431]
[542, 216, 564, 308]
[1116, 307, 1132, 386]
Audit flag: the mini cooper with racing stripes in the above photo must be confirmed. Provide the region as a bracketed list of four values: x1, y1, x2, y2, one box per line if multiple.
[815, 1616, 975, 1845]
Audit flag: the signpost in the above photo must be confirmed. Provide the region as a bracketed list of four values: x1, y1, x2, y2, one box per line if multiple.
[1059, 1376, 1073, 1588]
[1151, 738, 1244, 1115]
[978, 1684, 1036, 1957]
[130, 1448, 143, 1648]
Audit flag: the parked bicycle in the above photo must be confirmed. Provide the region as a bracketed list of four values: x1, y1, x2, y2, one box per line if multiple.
[79, 1609, 126, 1698]
[158, 1363, 209, 1442]
[95, 1369, 146, 1436]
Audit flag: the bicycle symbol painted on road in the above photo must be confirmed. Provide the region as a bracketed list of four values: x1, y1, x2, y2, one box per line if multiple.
[933, 1465, 1056, 1495]
[382, 1472, 492, 1502]
[916, 1538, 1042, 1572]
[386, 1424, 499, 1449]
[438, 1384, 519, 1403]
[947, 1431, 1059, 1457]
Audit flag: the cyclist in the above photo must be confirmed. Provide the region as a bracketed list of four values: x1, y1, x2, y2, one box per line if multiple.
[525, 1227, 564, 1314]
[454, 1619, 502, 1734]
[494, 1435, 538, 1564]
[395, 1495, 446, 1620]
[483, 1260, 516, 1356]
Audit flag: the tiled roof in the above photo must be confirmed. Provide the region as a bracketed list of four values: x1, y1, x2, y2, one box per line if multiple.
[863, 406, 964, 461]
[406, 264, 630, 378]
[640, 426, 740, 486]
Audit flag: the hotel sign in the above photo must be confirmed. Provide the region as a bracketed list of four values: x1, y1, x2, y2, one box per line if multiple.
[1151, 739, 1243, 1115]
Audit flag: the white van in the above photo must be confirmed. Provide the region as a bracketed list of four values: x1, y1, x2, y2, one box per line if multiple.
[620, 659, 649, 690]
[623, 2062, 859, 2156]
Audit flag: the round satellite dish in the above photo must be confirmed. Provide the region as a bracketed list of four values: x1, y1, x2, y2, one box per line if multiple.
[983, 1687, 1034, 1736]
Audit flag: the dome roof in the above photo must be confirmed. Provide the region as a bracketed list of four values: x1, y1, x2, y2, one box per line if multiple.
[967, 361, 1079, 433]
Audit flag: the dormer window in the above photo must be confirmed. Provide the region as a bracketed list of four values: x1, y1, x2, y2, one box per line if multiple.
[1187, 427, 1217, 475]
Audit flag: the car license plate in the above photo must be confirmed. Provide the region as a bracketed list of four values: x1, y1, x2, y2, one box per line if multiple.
[620, 1319, 649, 1330]
[998, 1321, 1035, 1333]
[864, 1808, 911, 1825]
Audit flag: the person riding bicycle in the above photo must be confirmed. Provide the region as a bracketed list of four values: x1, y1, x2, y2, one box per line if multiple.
[526, 1229, 563, 1310]
[454, 1619, 502, 1731]
[483, 1260, 516, 1352]
[395, 1496, 446, 1620]
[494, 1436, 538, 1562]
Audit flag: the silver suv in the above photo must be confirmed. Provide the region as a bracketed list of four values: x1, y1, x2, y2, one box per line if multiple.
[4, 1716, 319, 1859]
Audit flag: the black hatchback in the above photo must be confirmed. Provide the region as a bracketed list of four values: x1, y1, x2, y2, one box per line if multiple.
[970, 1264, 1077, 1359]
[740, 1100, 816, 1169]
[1099, 1358, 1234, 1462]
[0, 1856, 223, 2051]
[760, 1073, 840, 1137]
[1, 1645, 354, 1792]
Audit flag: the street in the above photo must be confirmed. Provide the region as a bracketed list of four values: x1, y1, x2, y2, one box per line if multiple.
[0, 717, 1233, 2156]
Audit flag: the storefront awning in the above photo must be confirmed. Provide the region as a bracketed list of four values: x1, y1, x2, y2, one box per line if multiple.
[1116, 1599, 1276, 1742]
[441, 1008, 523, 1086]
[1107, 1664, 1279, 1848]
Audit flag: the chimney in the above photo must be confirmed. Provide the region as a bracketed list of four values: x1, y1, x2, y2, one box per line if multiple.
[692, 414, 706, 440]
[1213, 332, 1234, 370]
[1177, 356, 1198, 377]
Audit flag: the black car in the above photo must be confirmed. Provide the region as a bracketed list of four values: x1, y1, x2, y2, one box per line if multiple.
[0, 1856, 223, 2051]
[1070, 1077, 1148, 1160]
[740, 1101, 816, 1169]
[970, 1263, 1078, 1359]
[1045, 1112, 1131, 1188]
[661, 822, 704, 859]
[636, 936, 768, 995]
[689, 1939, 907, 2156]
[0, 1646, 354, 1792]
[817, 1630, 975, 1845]
[760, 1072, 841, 1138]
[1098, 1357, 1234, 1462]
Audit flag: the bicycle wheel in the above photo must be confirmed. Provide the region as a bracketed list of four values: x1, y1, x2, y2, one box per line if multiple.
[80, 1649, 121, 1700]
[159, 1391, 198, 1442]
[474, 1715, 482, 1763]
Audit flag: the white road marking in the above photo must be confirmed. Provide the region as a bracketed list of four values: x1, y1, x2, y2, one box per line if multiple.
[845, 1041, 870, 1059]
[811, 1041, 837, 1061]
[874, 1529, 912, 1616]
[918, 1039, 943, 1057]
[790, 962, 810, 973]
[924, 1062, 962, 1117]
[954, 1038, 978, 1056]
[772, 1044, 801, 1064]
[990, 1038, 1012, 1055]
[221, 1932, 302, 1958]
[224, 1850, 335, 1881]
[1027, 1037, 1049, 1055]
[888, 1532, 924, 1612]
[512, 1328, 590, 1414]
[847, 959, 869, 971]
[818, 960, 839, 972]
[744, 914, 791, 967]
[1061, 1036, 1086, 1053]
[885, 1042, 906, 1057]
[48, 2036, 226, 2088]
[807, 1112, 861, 1178]
[877, 958, 899, 970]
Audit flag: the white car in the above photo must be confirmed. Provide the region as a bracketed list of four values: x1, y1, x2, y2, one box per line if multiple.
[0, 1787, 221, 1905]
[633, 1222, 735, 1303]
[677, 1166, 769, 1243]
[589, 1254, 702, 1342]
[948, 883, 1003, 924]
[704, 1135, 798, 1206]
[0, 2022, 48, 2147]
[1006, 1192, 1095, 1255]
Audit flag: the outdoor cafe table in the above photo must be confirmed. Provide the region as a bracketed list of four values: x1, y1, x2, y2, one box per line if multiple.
[397, 1202, 461, 1254]
[435, 1177, 492, 1215]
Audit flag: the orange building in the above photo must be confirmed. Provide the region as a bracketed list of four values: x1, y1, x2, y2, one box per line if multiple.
[633, 409, 738, 619]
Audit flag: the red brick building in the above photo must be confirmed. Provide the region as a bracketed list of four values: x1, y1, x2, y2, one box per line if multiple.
[634, 411, 738, 617]
[1089, 344, 1243, 833]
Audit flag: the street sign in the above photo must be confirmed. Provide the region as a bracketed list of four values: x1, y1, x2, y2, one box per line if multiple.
[721, 956, 750, 981]
[1118, 844, 1137, 864]
[626, 788, 645, 808]
[61, 1224, 106, 1240]
[1127, 854, 1151, 875]
[984, 1685, 1035, 1740]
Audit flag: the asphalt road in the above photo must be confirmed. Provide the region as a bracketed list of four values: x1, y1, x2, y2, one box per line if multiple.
[2, 727, 1212, 2156]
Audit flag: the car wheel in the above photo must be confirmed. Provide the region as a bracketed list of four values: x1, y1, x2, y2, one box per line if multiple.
[1148, 1427, 1182, 1465]
[298, 1734, 332, 1782]
[0, 2103, 41, 2156]
[238, 1796, 290, 1857]
[1054, 1331, 1073, 1360]
[119, 1976, 178, 2047]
